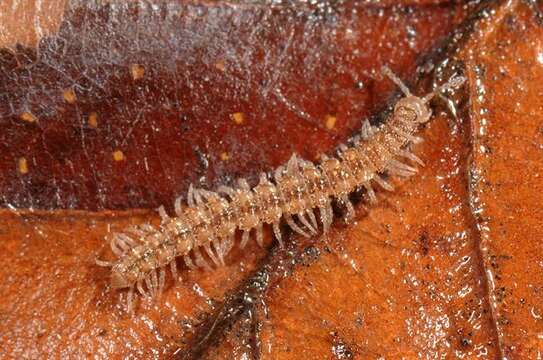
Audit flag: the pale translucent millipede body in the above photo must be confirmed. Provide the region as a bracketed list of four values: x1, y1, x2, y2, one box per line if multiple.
[97, 67, 466, 312]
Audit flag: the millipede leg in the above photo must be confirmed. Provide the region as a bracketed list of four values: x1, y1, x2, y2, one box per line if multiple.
[221, 235, 235, 256]
[306, 209, 319, 232]
[184, 254, 197, 270]
[95, 259, 114, 267]
[158, 268, 165, 295]
[137, 279, 147, 298]
[386, 161, 416, 177]
[272, 222, 284, 248]
[204, 243, 221, 267]
[151, 269, 159, 297]
[111, 237, 124, 253]
[255, 223, 264, 247]
[352, 135, 361, 145]
[115, 239, 131, 253]
[388, 158, 417, 174]
[187, 184, 196, 207]
[286, 214, 310, 238]
[170, 260, 178, 281]
[373, 175, 394, 191]
[121, 233, 139, 246]
[240, 230, 251, 249]
[158, 205, 169, 221]
[127, 286, 134, 314]
[398, 149, 424, 166]
[360, 120, 375, 140]
[141, 224, 155, 233]
[287, 153, 298, 173]
[198, 189, 214, 200]
[194, 188, 205, 206]
[212, 237, 225, 266]
[238, 178, 251, 190]
[218, 185, 236, 198]
[392, 126, 423, 144]
[118, 234, 139, 251]
[110, 239, 123, 256]
[327, 202, 334, 226]
[174, 197, 183, 216]
[129, 227, 146, 238]
[274, 166, 284, 181]
[297, 212, 317, 234]
[388, 167, 413, 177]
[145, 274, 154, 298]
[341, 195, 355, 222]
[194, 248, 213, 271]
[363, 182, 377, 204]
[319, 206, 330, 233]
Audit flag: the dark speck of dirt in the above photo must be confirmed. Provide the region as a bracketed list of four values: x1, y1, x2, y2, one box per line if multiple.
[298, 245, 321, 266]
[330, 331, 353, 360]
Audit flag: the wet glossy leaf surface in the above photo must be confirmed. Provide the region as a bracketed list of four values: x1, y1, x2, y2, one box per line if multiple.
[1, 0, 542, 358]
[464, 2, 543, 356]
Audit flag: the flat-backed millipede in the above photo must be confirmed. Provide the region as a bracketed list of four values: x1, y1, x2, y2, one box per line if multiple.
[97, 67, 466, 312]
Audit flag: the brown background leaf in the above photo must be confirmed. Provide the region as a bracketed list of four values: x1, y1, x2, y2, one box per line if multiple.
[0, 0, 542, 358]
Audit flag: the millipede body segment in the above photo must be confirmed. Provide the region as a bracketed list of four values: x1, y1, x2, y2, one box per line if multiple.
[98, 67, 466, 312]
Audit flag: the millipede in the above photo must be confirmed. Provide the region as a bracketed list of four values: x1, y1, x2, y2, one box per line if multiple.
[97, 66, 466, 312]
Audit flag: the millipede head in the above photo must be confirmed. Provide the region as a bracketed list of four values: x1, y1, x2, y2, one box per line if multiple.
[394, 95, 433, 124]
[382, 65, 466, 124]
[382, 66, 431, 124]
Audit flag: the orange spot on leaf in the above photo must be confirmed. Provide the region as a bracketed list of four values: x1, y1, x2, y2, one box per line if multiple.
[88, 112, 98, 128]
[17, 157, 28, 174]
[19, 112, 37, 123]
[130, 64, 145, 80]
[325, 115, 337, 130]
[231, 112, 245, 125]
[63, 88, 77, 104]
[113, 150, 125, 162]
